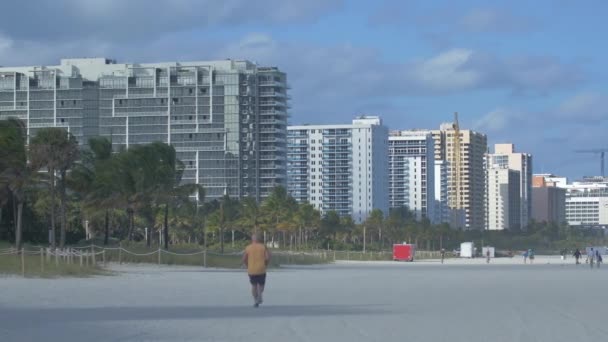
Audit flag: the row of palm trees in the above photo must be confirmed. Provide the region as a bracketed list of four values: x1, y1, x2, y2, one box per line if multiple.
[1, 119, 79, 249]
[0, 118, 469, 252]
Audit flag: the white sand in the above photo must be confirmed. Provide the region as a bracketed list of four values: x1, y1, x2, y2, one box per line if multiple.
[1, 258, 606, 342]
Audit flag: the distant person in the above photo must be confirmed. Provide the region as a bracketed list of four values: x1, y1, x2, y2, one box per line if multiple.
[596, 250, 603, 268]
[523, 250, 529, 264]
[588, 248, 595, 269]
[440, 249, 446, 264]
[528, 249, 535, 264]
[242, 234, 271, 307]
[573, 249, 582, 265]
[486, 249, 491, 264]
[560, 249, 566, 261]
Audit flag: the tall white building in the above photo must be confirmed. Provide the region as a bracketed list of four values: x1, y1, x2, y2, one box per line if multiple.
[287, 116, 389, 223]
[432, 124, 488, 230]
[388, 130, 437, 223]
[487, 144, 532, 229]
[557, 177, 608, 228]
[486, 167, 521, 230]
[434, 160, 449, 224]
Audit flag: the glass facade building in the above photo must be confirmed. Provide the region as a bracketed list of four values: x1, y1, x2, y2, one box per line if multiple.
[0, 58, 288, 201]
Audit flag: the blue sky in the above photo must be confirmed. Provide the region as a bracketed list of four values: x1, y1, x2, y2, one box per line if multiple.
[0, 0, 606, 179]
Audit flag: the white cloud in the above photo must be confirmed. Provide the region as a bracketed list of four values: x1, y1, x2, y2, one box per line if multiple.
[473, 108, 523, 132]
[408, 49, 482, 91]
[459, 8, 531, 33]
[0, 0, 342, 42]
[557, 92, 607, 122]
[0, 33, 13, 52]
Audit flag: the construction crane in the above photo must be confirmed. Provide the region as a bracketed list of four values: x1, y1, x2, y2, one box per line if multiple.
[574, 149, 608, 177]
[449, 112, 463, 228]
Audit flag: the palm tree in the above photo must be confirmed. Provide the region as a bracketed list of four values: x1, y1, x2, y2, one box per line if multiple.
[320, 210, 341, 247]
[29, 128, 79, 248]
[160, 172, 204, 251]
[110, 144, 158, 243]
[128, 142, 204, 250]
[364, 209, 385, 249]
[293, 202, 320, 249]
[68, 137, 114, 244]
[262, 186, 295, 246]
[340, 215, 356, 245]
[0, 119, 30, 249]
[237, 197, 261, 237]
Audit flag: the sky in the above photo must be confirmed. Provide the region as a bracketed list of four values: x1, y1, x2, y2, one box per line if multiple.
[0, 0, 606, 180]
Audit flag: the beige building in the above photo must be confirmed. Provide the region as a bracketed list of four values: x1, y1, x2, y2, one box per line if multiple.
[432, 124, 487, 230]
[487, 167, 521, 230]
[487, 144, 532, 229]
[531, 174, 566, 224]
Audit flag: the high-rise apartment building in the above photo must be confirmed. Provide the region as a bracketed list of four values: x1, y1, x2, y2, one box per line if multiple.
[486, 167, 521, 230]
[531, 174, 566, 224]
[388, 130, 436, 223]
[487, 144, 532, 229]
[432, 124, 487, 230]
[287, 116, 388, 223]
[558, 177, 608, 228]
[0, 58, 288, 201]
[434, 160, 449, 224]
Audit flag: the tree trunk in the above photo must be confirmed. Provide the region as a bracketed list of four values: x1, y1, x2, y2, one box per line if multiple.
[49, 167, 56, 249]
[164, 203, 169, 250]
[15, 201, 23, 250]
[104, 210, 110, 245]
[127, 208, 134, 241]
[59, 170, 67, 248]
[220, 226, 224, 254]
[363, 225, 367, 253]
[219, 201, 224, 253]
[11, 193, 17, 237]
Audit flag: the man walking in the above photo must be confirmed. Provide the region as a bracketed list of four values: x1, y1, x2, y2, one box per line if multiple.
[573, 248, 581, 265]
[588, 248, 595, 269]
[242, 234, 271, 307]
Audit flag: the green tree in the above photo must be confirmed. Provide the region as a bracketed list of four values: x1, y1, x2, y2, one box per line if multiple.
[237, 197, 261, 237]
[261, 186, 294, 245]
[29, 128, 79, 248]
[293, 202, 321, 249]
[68, 137, 115, 244]
[320, 210, 341, 245]
[364, 209, 385, 249]
[0, 119, 30, 249]
[207, 195, 239, 253]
